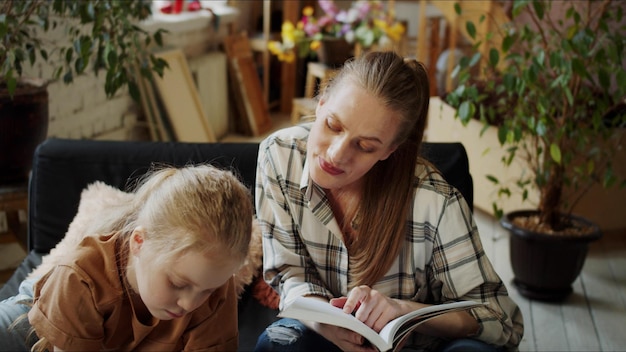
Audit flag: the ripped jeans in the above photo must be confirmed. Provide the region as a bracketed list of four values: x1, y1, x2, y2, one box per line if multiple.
[254, 318, 342, 352]
[0, 278, 38, 352]
[254, 318, 504, 352]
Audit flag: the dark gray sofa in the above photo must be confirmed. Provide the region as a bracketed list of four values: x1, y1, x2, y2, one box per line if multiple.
[0, 138, 473, 351]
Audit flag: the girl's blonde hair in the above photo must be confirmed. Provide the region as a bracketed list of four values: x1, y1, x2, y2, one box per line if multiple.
[322, 51, 431, 288]
[28, 164, 253, 352]
[99, 164, 253, 264]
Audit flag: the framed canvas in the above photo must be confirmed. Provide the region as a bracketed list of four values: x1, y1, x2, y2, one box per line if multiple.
[152, 49, 216, 142]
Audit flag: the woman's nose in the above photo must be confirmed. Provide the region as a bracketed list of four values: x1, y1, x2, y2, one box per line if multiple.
[328, 137, 349, 164]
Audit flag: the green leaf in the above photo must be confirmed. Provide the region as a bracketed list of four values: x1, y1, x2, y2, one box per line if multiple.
[532, 0, 545, 20]
[0, 21, 7, 38]
[571, 58, 586, 76]
[74, 58, 85, 74]
[497, 126, 507, 145]
[458, 101, 475, 124]
[107, 50, 118, 69]
[63, 71, 73, 84]
[454, 2, 462, 15]
[65, 47, 74, 65]
[486, 175, 499, 184]
[598, 68, 610, 89]
[502, 34, 515, 53]
[536, 119, 547, 136]
[6, 75, 17, 98]
[466, 21, 476, 40]
[128, 81, 140, 102]
[469, 52, 481, 67]
[603, 168, 616, 188]
[550, 143, 562, 164]
[489, 48, 499, 68]
[512, 0, 529, 17]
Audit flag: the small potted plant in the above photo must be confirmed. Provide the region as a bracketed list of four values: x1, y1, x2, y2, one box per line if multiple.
[1, 0, 168, 183]
[267, 0, 405, 66]
[446, 0, 626, 301]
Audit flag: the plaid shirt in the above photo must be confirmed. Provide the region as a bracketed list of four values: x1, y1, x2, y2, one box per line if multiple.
[255, 124, 523, 349]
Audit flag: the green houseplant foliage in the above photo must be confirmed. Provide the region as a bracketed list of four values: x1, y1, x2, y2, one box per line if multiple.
[0, 0, 168, 100]
[447, 0, 626, 232]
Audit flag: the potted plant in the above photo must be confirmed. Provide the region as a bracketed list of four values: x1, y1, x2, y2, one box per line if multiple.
[1, 0, 168, 183]
[446, 0, 626, 301]
[267, 0, 405, 66]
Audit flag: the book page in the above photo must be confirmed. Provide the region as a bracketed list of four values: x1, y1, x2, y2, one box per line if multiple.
[378, 300, 484, 347]
[279, 297, 484, 352]
[278, 297, 391, 351]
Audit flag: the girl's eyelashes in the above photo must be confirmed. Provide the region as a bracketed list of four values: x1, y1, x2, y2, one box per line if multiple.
[170, 280, 186, 290]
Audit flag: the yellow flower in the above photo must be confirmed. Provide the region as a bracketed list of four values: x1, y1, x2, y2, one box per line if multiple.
[280, 51, 296, 63]
[387, 22, 406, 42]
[267, 41, 284, 56]
[310, 40, 321, 51]
[281, 21, 297, 44]
[303, 6, 314, 17]
[373, 19, 405, 42]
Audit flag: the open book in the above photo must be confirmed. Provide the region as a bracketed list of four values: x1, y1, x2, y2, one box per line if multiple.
[278, 296, 483, 352]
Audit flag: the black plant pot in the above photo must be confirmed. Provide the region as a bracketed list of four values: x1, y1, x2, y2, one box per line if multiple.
[317, 38, 354, 68]
[501, 210, 602, 302]
[0, 79, 49, 184]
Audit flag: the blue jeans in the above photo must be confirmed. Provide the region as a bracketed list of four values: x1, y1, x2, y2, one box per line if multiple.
[0, 278, 38, 352]
[254, 318, 502, 352]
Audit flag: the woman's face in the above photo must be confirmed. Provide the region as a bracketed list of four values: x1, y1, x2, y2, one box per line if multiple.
[128, 228, 240, 320]
[307, 80, 400, 191]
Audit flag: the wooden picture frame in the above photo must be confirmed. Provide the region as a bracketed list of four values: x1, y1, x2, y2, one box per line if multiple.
[224, 33, 272, 137]
[152, 49, 216, 142]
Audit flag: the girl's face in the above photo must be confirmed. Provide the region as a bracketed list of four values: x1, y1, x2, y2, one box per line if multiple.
[128, 228, 240, 320]
[308, 80, 400, 192]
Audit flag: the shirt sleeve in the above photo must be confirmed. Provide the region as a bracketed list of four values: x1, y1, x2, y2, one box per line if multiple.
[28, 265, 105, 351]
[255, 136, 333, 308]
[431, 186, 524, 349]
[182, 278, 239, 351]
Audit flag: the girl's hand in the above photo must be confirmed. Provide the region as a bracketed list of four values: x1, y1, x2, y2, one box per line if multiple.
[330, 285, 406, 333]
[314, 322, 377, 352]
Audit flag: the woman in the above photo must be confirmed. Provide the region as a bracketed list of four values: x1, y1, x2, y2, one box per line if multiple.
[254, 51, 523, 351]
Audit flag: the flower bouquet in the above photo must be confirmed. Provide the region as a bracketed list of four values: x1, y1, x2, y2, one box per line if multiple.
[268, 0, 405, 63]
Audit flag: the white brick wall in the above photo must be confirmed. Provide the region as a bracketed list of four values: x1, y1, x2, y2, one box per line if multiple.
[25, 6, 238, 141]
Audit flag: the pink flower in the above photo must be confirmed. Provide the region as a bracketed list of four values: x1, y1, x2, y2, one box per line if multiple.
[317, 15, 334, 28]
[318, 0, 339, 17]
[303, 22, 320, 37]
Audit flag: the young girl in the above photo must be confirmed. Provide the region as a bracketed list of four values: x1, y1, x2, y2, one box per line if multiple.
[255, 51, 523, 351]
[0, 164, 253, 351]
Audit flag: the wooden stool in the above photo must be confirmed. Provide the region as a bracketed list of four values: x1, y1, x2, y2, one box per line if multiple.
[291, 62, 338, 124]
[0, 183, 28, 250]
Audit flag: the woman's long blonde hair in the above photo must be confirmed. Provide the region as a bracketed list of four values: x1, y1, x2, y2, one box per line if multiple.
[322, 51, 430, 288]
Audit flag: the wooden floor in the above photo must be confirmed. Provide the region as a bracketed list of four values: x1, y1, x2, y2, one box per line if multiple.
[474, 209, 626, 352]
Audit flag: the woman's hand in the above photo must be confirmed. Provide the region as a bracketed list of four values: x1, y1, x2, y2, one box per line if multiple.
[330, 285, 410, 333]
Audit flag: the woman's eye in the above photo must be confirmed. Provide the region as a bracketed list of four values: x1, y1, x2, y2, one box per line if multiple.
[326, 119, 340, 132]
[359, 144, 375, 153]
